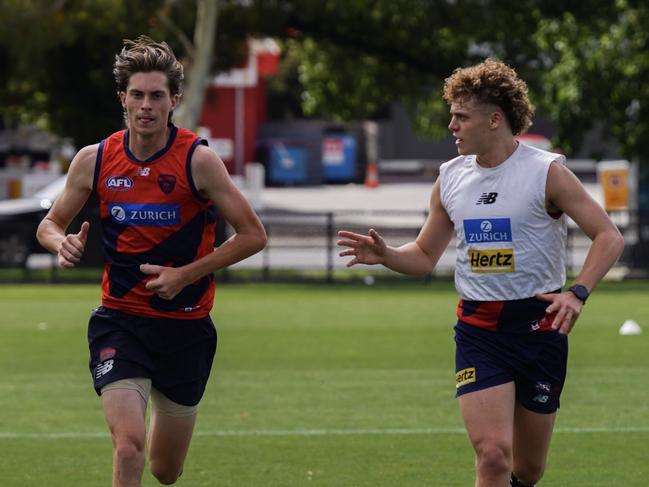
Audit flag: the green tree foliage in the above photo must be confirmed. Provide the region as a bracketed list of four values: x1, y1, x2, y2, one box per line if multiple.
[0, 0, 555, 144]
[2, 0, 647, 163]
[242, 0, 627, 148]
[534, 0, 649, 161]
[0, 0, 174, 145]
[249, 0, 547, 138]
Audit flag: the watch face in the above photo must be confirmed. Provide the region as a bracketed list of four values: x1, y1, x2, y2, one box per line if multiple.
[570, 285, 589, 302]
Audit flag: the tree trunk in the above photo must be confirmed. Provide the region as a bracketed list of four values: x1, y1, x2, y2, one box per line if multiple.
[175, 0, 219, 131]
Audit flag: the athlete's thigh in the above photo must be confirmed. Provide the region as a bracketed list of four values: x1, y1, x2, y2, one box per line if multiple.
[147, 393, 198, 469]
[102, 388, 147, 446]
[513, 402, 556, 473]
[88, 307, 152, 396]
[459, 381, 516, 448]
[150, 315, 217, 407]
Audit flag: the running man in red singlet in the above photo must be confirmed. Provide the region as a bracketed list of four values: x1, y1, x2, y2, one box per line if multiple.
[338, 59, 624, 487]
[37, 36, 266, 486]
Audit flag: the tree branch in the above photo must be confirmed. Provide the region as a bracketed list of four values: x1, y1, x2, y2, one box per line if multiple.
[156, 0, 196, 60]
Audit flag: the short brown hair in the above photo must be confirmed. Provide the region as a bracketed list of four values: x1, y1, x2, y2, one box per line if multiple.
[113, 35, 184, 96]
[443, 58, 534, 135]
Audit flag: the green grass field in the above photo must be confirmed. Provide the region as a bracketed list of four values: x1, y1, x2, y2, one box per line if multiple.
[1, 281, 648, 486]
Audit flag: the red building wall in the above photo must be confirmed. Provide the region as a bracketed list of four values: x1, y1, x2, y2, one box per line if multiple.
[199, 81, 267, 175]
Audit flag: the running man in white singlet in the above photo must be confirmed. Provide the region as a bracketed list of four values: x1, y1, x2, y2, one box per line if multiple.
[338, 59, 623, 487]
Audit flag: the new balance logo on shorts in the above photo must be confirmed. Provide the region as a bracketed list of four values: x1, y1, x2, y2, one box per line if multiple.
[476, 192, 498, 205]
[95, 359, 114, 379]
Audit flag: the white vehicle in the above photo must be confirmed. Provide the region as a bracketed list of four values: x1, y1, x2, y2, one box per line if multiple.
[0, 176, 101, 267]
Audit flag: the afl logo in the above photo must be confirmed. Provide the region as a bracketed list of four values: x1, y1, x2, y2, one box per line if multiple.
[106, 176, 134, 191]
[480, 220, 493, 232]
[111, 205, 126, 222]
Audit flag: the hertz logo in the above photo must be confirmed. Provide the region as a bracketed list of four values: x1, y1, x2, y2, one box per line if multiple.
[468, 248, 515, 273]
[456, 367, 476, 388]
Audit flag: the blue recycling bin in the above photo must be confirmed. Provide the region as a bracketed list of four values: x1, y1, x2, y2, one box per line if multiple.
[322, 135, 356, 183]
[267, 141, 308, 185]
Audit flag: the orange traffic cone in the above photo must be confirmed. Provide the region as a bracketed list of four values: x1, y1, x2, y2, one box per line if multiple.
[364, 161, 379, 188]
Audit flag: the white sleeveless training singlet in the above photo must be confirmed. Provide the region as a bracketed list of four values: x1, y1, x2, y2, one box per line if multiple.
[439, 142, 567, 301]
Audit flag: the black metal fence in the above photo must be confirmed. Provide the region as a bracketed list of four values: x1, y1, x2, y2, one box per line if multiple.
[231, 209, 640, 282]
[3, 208, 641, 283]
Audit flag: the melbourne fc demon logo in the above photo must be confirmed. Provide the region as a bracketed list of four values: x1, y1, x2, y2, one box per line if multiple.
[158, 174, 176, 194]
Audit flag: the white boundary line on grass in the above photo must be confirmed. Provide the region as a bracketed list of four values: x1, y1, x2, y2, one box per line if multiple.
[2, 426, 649, 440]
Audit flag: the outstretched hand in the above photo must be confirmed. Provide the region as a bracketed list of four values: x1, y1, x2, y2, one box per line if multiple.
[140, 263, 187, 300]
[535, 291, 584, 335]
[57, 221, 90, 268]
[337, 228, 387, 267]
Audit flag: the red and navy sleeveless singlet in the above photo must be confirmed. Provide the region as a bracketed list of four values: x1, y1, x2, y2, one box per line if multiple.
[93, 125, 216, 319]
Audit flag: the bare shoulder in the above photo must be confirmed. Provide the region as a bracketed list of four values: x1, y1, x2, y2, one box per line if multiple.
[43, 144, 98, 225]
[190, 144, 232, 194]
[66, 144, 100, 190]
[429, 178, 447, 213]
[548, 158, 582, 181]
[546, 160, 585, 197]
[546, 160, 595, 214]
[72, 144, 100, 166]
[191, 143, 223, 169]
[78, 143, 100, 158]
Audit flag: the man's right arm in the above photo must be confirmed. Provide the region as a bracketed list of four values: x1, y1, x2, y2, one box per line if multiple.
[36, 144, 97, 267]
[338, 179, 455, 276]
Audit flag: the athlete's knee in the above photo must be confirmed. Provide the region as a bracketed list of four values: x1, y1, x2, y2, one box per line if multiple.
[513, 451, 547, 485]
[475, 439, 512, 477]
[113, 439, 144, 468]
[150, 462, 183, 485]
[152, 472, 180, 485]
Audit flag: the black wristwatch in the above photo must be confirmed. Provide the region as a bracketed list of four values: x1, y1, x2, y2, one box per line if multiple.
[568, 284, 590, 304]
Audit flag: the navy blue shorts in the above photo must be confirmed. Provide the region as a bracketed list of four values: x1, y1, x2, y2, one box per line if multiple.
[88, 306, 217, 406]
[454, 321, 568, 414]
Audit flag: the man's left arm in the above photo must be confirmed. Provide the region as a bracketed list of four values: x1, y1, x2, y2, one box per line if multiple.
[536, 161, 624, 333]
[141, 145, 267, 300]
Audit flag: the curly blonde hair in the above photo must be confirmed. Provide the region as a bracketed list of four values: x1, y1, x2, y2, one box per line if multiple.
[442, 58, 534, 135]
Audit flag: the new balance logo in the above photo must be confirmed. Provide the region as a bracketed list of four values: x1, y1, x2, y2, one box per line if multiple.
[476, 192, 498, 205]
[95, 359, 114, 379]
[533, 394, 549, 403]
